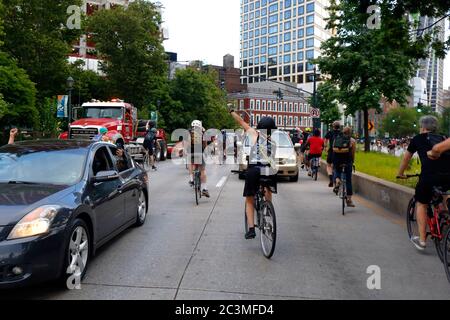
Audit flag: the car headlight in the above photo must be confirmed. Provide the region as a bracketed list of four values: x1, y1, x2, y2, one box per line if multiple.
[286, 156, 297, 164]
[8, 205, 60, 240]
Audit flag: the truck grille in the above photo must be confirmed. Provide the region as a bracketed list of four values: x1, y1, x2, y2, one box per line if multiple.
[70, 128, 98, 140]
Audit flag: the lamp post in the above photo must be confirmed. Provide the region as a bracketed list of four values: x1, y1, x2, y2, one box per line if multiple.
[66, 76, 74, 123]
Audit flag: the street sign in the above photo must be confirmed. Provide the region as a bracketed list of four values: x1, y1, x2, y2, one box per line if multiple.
[57, 95, 68, 118]
[368, 121, 375, 132]
[310, 108, 321, 118]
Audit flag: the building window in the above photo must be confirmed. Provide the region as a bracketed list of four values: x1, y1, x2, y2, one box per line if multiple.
[294, 103, 298, 112]
[273, 101, 277, 111]
[256, 100, 261, 110]
[239, 100, 244, 110]
[306, 2, 314, 13]
[250, 99, 255, 110]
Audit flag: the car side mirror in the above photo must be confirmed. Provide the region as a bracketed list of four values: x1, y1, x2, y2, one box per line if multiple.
[93, 170, 120, 183]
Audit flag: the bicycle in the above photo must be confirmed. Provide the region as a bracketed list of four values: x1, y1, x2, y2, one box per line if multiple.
[244, 176, 277, 259]
[403, 174, 450, 263]
[310, 156, 321, 181]
[192, 165, 202, 206]
[333, 164, 349, 216]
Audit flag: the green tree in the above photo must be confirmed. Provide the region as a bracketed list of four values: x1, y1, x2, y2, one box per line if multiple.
[68, 62, 110, 106]
[2, 0, 83, 100]
[380, 108, 420, 138]
[310, 81, 342, 126]
[440, 107, 450, 136]
[0, 52, 38, 129]
[315, 0, 432, 152]
[165, 68, 234, 132]
[87, 0, 167, 109]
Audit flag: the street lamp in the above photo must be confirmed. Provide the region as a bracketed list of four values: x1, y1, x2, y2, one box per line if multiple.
[66, 76, 74, 123]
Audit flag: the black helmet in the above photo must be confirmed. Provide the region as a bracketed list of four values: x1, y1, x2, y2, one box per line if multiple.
[148, 120, 156, 128]
[257, 117, 277, 134]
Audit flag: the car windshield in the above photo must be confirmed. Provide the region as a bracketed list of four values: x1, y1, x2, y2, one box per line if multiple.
[0, 148, 88, 185]
[83, 107, 124, 120]
[271, 131, 293, 148]
[244, 131, 293, 148]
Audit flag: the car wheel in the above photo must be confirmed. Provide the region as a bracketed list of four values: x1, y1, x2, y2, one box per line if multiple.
[159, 141, 167, 161]
[61, 219, 91, 289]
[135, 190, 147, 227]
[290, 172, 299, 182]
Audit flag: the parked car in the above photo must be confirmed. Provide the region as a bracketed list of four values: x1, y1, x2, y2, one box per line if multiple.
[0, 140, 149, 289]
[238, 130, 299, 182]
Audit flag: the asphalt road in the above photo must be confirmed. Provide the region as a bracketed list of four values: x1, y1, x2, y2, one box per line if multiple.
[2, 158, 450, 300]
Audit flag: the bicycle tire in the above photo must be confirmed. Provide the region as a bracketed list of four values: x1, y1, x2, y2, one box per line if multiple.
[406, 197, 419, 240]
[260, 200, 277, 259]
[443, 226, 450, 283]
[434, 211, 450, 263]
[143, 153, 151, 171]
[341, 179, 346, 216]
[194, 171, 199, 206]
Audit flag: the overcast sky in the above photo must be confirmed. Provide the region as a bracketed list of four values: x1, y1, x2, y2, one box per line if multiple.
[158, 0, 450, 89]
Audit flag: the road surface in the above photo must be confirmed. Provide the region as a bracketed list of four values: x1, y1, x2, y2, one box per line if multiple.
[2, 158, 450, 300]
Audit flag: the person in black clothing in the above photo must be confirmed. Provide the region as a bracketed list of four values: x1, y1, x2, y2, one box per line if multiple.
[325, 121, 341, 187]
[398, 116, 450, 251]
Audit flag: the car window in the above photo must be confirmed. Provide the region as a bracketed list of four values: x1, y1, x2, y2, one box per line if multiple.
[271, 131, 293, 148]
[92, 146, 114, 176]
[108, 146, 132, 173]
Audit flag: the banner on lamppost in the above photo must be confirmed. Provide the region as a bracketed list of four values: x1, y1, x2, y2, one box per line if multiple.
[57, 95, 68, 118]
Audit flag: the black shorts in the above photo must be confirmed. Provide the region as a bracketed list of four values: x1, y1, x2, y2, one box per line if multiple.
[415, 174, 450, 205]
[144, 142, 155, 156]
[326, 150, 334, 164]
[243, 165, 277, 197]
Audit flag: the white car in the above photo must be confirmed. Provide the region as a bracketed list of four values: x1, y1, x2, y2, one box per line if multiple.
[238, 130, 299, 182]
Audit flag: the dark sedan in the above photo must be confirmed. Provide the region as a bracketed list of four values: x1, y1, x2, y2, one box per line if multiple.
[0, 140, 149, 289]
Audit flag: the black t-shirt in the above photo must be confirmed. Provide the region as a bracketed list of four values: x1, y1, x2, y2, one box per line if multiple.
[407, 133, 450, 175]
[325, 130, 341, 152]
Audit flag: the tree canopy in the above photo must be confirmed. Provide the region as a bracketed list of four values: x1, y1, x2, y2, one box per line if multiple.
[87, 0, 167, 109]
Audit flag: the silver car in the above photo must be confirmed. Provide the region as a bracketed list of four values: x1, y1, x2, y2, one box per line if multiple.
[238, 130, 299, 182]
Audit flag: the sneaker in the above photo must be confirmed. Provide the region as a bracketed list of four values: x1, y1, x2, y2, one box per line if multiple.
[410, 236, 426, 251]
[152, 166, 157, 171]
[333, 182, 340, 195]
[346, 199, 356, 207]
[245, 227, 256, 240]
[308, 172, 312, 177]
[189, 180, 194, 187]
[328, 182, 334, 188]
[202, 189, 210, 198]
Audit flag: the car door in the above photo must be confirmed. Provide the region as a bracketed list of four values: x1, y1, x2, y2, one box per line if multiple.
[88, 146, 126, 242]
[107, 146, 140, 225]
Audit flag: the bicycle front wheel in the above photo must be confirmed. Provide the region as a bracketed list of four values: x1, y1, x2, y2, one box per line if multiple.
[406, 197, 418, 240]
[260, 201, 277, 259]
[443, 226, 450, 283]
[143, 153, 151, 171]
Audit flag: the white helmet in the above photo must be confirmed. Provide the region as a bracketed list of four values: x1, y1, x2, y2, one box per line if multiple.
[191, 120, 202, 128]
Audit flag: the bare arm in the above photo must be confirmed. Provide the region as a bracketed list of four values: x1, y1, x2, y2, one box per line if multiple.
[398, 151, 413, 177]
[8, 128, 18, 145]
[429, 138, 450, 159]
[230, 111, 257, 143]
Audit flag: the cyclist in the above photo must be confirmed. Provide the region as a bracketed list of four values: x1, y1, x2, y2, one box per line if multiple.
[305, 129, 325, 176]
[325, 121, 342, 188]
[398, 116, 450, 251]
[300, 128, 312, 169]
[332, 126, 356, 208]
[143, 120, 158, 171]
[229, 110, 277, 240]
[188, 120, 210, 198]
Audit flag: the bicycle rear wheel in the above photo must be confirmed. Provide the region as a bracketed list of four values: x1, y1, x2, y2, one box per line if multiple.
[443, 226, 450, 283]
[194, 172, 200, 206]
[143, 153, 151, 171]
[260, 201, 277, 259]
[339, 177, 346, 216]
[434, 211, 450, 263]
[406, 197, 419, 240]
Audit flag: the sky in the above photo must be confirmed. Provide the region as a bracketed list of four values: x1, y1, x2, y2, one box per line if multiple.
[158, 0, 450, 89]
[158, 0, 241, 68]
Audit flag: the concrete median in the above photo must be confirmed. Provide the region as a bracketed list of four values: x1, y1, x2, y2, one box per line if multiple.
[319, 160, 414, 217]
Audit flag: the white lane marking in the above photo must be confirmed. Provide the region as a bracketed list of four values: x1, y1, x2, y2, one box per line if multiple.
[216, 176, 228, 188]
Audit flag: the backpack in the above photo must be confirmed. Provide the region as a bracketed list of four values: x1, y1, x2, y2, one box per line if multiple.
[144, 128, 157, 149]
[333, 133, 351, 154]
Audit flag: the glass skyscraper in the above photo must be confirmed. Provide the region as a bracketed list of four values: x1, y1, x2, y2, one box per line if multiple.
[240, 0, 332, 85]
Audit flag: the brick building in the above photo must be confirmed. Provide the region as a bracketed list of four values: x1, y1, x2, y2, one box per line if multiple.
[203, 55, 247, 94]
[228, 81, 313, 130]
